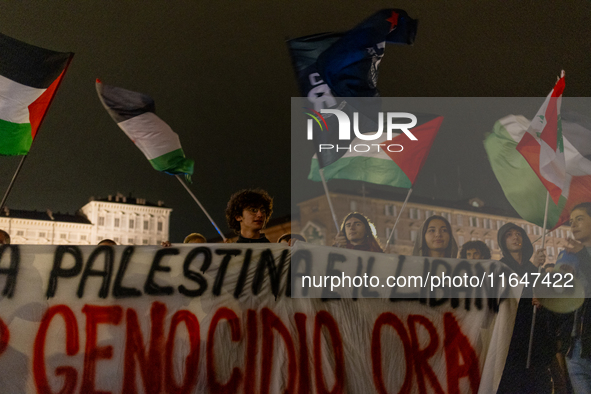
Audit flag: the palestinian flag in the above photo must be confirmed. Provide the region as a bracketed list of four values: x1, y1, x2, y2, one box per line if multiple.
[516, 73, 566, 204]
[96, 80, 194, 176]
[0, 33, 73, 156]
[309, 115, 443, 187]
[484, 111, 591, 229]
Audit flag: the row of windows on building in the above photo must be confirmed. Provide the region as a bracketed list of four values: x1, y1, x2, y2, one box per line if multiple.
[401, 230, 499, 251]
[12, 230, 160, 245]
[14, 230, 89, 241]
[376, 202, 458, 223]
[97, 216, 163, 232]
[534, 245, 564, 258]
[375, 202, 570, 238]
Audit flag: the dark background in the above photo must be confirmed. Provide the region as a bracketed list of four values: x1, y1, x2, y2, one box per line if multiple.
[0, 1, 589, 241]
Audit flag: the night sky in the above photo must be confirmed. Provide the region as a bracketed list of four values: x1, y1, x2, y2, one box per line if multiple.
[0, 2, 589, 242]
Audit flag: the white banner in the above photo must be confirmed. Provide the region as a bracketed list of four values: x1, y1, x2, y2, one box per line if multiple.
[0, 243, 517, 393]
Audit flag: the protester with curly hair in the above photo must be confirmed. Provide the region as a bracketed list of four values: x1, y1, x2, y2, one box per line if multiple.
[225, 189, 273, 243]
[333, 212, 383, 253]
[459, 240, 491, 260]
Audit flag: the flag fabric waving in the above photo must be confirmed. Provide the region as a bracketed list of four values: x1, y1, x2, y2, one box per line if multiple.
[0, 32, 73, 156]
[309, 114, 443, 187]
[288, 9, 417, 99]
[484, 111, 591, 230]
[516, 73, 566, 204]
[317, 9, 417, 98]
[288, 9, 417, 169]
[96, 80, 194, 176]
[287, 32, 342, 103]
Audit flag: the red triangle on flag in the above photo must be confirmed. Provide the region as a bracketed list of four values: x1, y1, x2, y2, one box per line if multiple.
[28, 68, 68, 140]
[383, 116, 443, 185]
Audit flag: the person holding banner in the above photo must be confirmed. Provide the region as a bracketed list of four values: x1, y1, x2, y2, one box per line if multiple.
[225, 189, 273, 243]
[333, 212, 383, 253]
[496, 222, 553, 394]
[0, 230, 9, 245]
[412, 215, 458, 258]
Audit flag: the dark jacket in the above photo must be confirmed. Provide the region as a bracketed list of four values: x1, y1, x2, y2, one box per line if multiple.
[560, 247, 591, 359]
[236, 234, 270, 244]
[496, 223, 553, 394]
[497, 223, 536, 296]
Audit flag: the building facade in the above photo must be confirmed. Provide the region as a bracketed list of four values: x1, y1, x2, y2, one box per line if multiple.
[0, 194, 171, 245]
[0, 208, 93, 245]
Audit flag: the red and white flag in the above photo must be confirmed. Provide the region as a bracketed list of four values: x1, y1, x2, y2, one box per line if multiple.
[516, 71, 566, 204]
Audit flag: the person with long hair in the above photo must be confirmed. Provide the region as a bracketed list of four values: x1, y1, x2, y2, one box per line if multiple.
[412, 215, 458, 258]
[333, 212, 383, 253]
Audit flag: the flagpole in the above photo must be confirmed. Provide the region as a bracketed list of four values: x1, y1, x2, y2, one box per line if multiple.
[319, 168, 341, 234]
[0, 156, 27, 212]
[0, 54, 74, 214]
[175, 175, 227, 241]
[385, 188, 413, 250]
[526, 191, 550, 369]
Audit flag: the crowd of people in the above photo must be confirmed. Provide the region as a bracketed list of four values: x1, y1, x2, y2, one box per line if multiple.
[1, 189, 590, 393]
